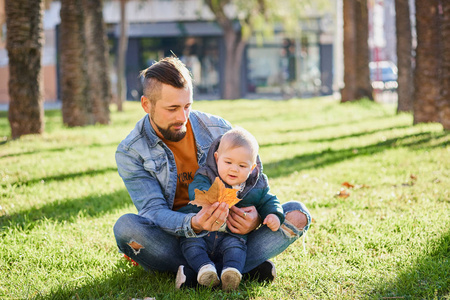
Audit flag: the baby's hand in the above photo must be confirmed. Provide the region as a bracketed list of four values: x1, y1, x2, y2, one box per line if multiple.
[263, 214, 280, 231]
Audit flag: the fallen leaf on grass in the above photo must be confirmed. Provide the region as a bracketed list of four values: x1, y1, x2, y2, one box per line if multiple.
[342, 182, 355, 188]
[335, 189, 350, 198]
[341, 182, 370, 189]
[192, 177, 240, 208]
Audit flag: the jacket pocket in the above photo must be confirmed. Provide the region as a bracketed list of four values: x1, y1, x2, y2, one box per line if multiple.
[143, 154, 167, 174]
[143, 154, 171, 193]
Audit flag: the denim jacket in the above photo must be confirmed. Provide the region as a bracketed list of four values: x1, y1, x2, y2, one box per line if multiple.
[115, 110, 232, 238]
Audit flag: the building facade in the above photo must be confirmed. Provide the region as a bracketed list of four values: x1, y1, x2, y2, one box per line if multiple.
[0, 0, 336, 104]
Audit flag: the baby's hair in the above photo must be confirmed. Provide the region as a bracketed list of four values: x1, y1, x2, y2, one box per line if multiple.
[219, 127, 259, 163]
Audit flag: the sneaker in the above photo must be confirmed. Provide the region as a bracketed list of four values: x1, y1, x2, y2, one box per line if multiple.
[245, 260, 276, 282]
[197, 264, 220, 287]
[123, 254, 139, 266]
[175, 265, 197, 289]
[221, 267, 242, 291]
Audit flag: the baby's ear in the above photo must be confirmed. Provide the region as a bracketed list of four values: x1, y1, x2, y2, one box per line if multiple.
[214, 151, 219, 162]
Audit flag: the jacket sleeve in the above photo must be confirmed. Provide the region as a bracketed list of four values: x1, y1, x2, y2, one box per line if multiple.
[188, 173, 213, 200]
[254, 187, 285, 225]
[116, 145, 206, 238]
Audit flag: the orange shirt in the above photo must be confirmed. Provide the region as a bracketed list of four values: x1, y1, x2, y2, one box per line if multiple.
[161, 120, 199, 211]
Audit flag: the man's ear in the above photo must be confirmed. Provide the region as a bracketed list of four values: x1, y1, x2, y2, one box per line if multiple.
[141, 96, 151, 114]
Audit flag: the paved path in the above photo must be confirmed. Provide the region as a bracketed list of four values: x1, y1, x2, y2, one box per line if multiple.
[0, 102, 62, 111]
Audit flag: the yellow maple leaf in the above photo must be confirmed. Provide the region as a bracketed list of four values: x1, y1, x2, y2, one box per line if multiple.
[192, 177, 240, 208]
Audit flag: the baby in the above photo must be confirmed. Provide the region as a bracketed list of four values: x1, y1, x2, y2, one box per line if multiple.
[177, 127, 284, 290]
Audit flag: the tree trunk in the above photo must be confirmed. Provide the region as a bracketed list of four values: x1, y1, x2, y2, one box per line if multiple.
[5, 0, 44, 139]
[84, 0, 111, 124]
[222, 26, 246, 99]
[438, 1, 450, 130]
[60, 0, 93, 126]
[413, 0, 440, 124]
[395, 0, 414, 113]
[355, 0, 373, 100]
[116, 0, 128, 111]
[341, 0, 358, 102]
[205, 0, 244, 99]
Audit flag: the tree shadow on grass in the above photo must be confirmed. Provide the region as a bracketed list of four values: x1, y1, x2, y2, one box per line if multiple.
[0, 141, 119, 159]
[260, 124, 413, 149]
[35, 259, 262, 300]
[309, 125, 413, 143]
[263, 131, 450, 179]
[370, 229, 450, 299]
[0, 188, 132, 230]
[277, 114, 402, 135]
[1, 166, 118, 188]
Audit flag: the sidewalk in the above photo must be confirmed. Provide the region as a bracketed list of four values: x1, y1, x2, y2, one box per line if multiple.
[0, 101, 62, 111]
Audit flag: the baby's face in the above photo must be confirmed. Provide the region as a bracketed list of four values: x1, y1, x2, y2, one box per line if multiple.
[214, 146, 256, 187]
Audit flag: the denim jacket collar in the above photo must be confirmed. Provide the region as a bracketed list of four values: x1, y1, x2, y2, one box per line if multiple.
[142, 115, 163, 148]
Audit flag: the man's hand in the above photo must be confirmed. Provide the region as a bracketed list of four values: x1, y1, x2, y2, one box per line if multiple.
[227, 206, 261, 235]
[191, 202, 229, 233]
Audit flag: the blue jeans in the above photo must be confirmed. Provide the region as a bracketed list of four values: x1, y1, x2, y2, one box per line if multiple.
[180, 232, 247, 274]
[113, 201, 311, 273]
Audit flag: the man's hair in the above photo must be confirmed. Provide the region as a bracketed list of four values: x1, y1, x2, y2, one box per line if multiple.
[140, 57, 193, 104]
[219, 127, 259, 164]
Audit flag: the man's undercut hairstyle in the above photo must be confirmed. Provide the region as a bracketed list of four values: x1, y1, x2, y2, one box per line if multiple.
[219, 127, 259, 164]
[140, 57, 193, 104]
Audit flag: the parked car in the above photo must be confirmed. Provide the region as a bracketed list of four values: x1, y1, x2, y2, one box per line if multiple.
[369, 61, 398, 91]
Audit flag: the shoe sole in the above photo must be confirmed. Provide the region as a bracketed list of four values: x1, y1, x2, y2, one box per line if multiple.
[221, 270, 241, 291]
[175, 265, 186, 289]
[267, 260, 276, 281]
[198, 270, 220, 287]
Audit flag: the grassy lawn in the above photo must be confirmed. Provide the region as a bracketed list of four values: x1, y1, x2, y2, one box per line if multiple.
[0, 98, 449, 299]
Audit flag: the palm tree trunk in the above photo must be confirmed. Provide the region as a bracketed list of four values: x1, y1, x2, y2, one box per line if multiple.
[395, 0, 414, 113]
[116, 0, 128, 111]
[84, 0, 111, 124]
[355, 0, 373, 100]
[438, 1, 450, 130]
[413, 0, 440, 124]
[60, 0, 93, 126]
[341, 0, 358, 102]
[5, 0, 44, 139]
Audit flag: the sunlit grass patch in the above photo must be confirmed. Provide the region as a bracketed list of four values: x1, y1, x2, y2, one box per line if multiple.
[0, 98, 449, 299]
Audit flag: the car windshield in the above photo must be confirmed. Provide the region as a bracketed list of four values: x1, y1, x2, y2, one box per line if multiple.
[370, 62, 397, 81]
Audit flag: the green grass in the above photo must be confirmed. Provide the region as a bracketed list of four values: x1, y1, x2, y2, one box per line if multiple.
[1, 98, 449, 299]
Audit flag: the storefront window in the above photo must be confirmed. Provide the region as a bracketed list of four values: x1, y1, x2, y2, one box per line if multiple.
[247, 46, 284, 94]
[246, 30, 321, 97]
[298, 32, 321, 96]
[139, 37, 220, 96]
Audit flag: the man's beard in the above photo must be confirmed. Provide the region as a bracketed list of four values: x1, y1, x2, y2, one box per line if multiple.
[152, 116, 187, 142]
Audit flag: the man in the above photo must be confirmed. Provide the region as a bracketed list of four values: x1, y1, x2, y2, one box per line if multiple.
[113, 57, 311, 288]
